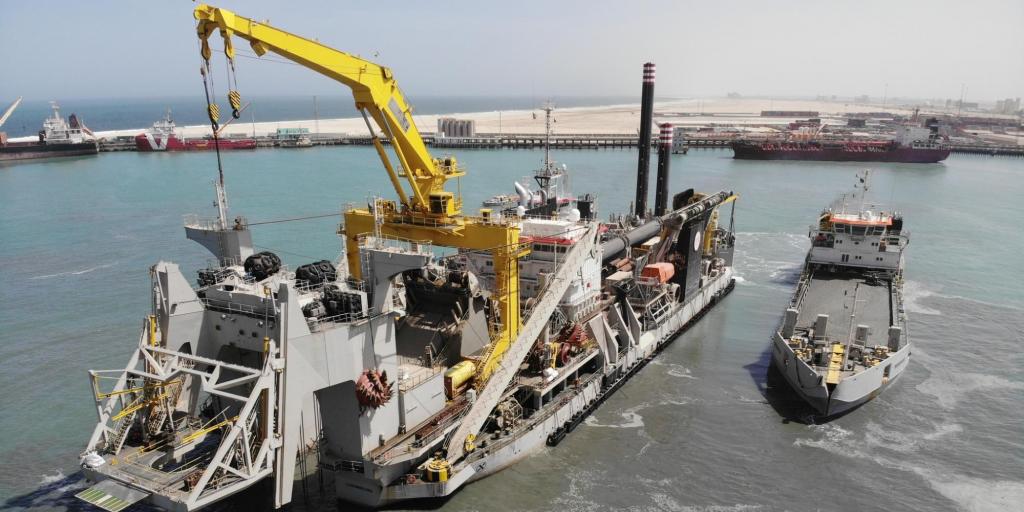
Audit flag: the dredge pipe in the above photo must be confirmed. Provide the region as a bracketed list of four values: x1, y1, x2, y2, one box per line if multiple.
[601, 189, 733, 263]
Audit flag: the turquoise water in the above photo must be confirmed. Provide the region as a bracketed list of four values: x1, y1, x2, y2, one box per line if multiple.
[1, 148, 1022, 510]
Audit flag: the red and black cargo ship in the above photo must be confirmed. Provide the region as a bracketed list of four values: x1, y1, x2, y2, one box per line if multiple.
[730, 139, 950, 163]
[732, 118, 950, 163]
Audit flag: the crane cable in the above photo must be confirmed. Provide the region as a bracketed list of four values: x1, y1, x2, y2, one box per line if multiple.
[199, 59, 227, 191]
[225, 48, 243, 119]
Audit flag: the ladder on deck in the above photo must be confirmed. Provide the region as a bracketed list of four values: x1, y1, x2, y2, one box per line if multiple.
[146, 361, 192, 436]
[446, 224, 596, 463]
[109, 409, 138, 455]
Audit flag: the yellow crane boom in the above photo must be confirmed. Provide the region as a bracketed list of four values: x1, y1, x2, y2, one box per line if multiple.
[193, 5, 526, 390]
[194, 4, 461, 216]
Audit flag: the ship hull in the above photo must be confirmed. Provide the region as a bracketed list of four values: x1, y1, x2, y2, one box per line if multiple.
[0, 141, 99, 162]
[348, 269, 736, 507]
[731, 142, 950, 163]
[771, 332, 911, 417]
[135, 133, 256, 151]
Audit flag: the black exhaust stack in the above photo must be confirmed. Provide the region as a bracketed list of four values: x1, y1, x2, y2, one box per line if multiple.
[634, 62, 655, 219]
[654, 123, 673, 216]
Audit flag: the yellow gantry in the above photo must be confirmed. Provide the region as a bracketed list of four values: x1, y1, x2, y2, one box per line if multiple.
[193, 5, 525, 390]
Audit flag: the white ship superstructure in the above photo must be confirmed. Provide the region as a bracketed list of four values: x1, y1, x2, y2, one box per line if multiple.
[41, 101, 96, 144]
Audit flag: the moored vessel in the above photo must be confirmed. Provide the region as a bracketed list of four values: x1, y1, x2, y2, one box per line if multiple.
[135, 110, 256, 151]
[770, 171, 910, 417]
[276, 128, 313, 148]
[732, 118, 950, 163]
[0, 101, 99, 162]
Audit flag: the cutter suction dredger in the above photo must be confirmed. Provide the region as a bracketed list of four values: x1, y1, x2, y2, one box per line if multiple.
[77, 189, 737, 511]
[76, 6, 738, 511]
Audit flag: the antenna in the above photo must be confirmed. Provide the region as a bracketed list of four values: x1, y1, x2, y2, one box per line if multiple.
[858, 170, 871, 212]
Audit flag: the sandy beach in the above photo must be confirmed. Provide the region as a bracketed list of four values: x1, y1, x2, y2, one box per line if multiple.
[10, 97, 1013, 144]
[84, 97, 931, 140]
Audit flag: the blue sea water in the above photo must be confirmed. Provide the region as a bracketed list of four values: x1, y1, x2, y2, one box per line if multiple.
[0, 144, 1022, 511]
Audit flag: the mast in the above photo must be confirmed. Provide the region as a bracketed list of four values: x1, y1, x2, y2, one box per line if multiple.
[314, 95, 320, 137]
[858, 170, 871, 212]
[542, 101, 553, 171]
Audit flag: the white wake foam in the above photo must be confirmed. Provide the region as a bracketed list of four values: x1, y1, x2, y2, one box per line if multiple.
[583, 404, 646, 429]
[37, 469, 66, 486]
[921, 473, 1024, 512]
[902, 280, 941, 315]
[665, 362, 699, 380]
[864, 421, 963, 453]
[794, 420, 1024, 512]
[916, 372, 1024, 409]
[30, 262, 117, 280]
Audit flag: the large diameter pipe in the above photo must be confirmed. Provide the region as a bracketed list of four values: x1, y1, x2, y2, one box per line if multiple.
[634, 62, 656, 218]
[600, 218, 663, 264]
[602, 189, 733, 263]
[654, 123, 673, 216]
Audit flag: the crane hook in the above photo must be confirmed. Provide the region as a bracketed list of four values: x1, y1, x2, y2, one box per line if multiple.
[228, 90, 242, 119]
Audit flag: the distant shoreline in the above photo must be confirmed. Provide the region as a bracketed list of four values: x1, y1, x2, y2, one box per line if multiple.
[8, 97, 1013, 143]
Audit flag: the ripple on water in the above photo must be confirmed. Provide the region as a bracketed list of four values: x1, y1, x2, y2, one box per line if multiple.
[903, 280, 942, 315]
[583, 402, 648, 429]
[915, 372, 1024, 410]
[793, 421, 1024, 512]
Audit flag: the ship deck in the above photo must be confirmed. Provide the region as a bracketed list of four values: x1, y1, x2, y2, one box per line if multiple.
[796, 269, 893, 346]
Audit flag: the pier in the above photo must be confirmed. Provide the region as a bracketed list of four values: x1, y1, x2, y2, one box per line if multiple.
[97, 133, 1023, 157]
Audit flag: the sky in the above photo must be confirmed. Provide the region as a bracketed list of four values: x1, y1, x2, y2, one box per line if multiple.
[1, 0, 1021, 103]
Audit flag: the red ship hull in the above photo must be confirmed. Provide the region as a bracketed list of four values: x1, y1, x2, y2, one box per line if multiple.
[135, 133, 256, 152]
[731, 141, 949, 163]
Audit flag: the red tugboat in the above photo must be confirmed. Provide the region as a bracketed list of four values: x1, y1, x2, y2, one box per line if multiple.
[135, 110, 256, 151]
[731, 118, 950, 163]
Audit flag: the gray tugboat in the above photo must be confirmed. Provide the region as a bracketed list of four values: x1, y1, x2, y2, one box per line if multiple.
[771, 171, 911, 417]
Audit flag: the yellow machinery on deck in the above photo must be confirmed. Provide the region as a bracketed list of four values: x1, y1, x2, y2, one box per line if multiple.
[193, 5, 526, 388]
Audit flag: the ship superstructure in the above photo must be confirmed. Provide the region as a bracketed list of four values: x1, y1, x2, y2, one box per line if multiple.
[75, 6, 738, 511]
[0, 101, 99, 162]
[770, 171, 911, 417]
